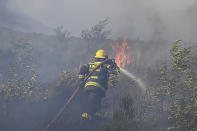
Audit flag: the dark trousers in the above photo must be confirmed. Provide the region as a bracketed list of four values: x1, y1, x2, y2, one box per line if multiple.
[79, 89, 104, 131]
[86, 90, 102, 117]
[83, 87, 105, 116]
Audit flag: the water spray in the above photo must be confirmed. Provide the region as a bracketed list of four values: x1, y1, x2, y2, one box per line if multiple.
[120, 67, 146, 92]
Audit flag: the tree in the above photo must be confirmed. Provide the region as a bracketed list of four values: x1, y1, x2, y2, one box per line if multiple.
[151, 40, 197, 131]
[0, 40, 48, 103]
[81, 18, 110, 41]
[54, 25, 71, 42]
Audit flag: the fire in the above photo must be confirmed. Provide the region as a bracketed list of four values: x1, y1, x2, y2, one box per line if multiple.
[112, 41, 131, 67]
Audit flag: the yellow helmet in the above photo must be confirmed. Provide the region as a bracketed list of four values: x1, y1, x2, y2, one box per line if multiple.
[95, 49, 108, 59]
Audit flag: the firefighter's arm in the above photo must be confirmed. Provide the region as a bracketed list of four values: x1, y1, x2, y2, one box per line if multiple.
[108, 59, 120, 88]
[78, 64, 89, 87]
[109, 59, 120, 74]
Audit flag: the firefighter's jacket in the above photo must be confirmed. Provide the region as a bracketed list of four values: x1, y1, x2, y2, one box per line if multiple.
[78, 58, 120, 93]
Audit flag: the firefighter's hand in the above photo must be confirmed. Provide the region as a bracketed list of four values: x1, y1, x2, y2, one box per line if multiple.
[110, 59, 119, 68]
[111, 58, 115, 63]
[109, 59, 115, 64]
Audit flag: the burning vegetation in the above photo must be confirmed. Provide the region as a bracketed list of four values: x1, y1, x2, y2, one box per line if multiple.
[112, 41, 131, 68]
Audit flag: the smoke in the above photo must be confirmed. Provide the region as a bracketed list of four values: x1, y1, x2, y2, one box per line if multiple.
[1, 0, 196, 42]
[0, 0, 11, 21]
[1, 1, 196, 130]
[1, 0, 196, 82]
[1, 0, 196, 80]
[0, 0, 51, 33]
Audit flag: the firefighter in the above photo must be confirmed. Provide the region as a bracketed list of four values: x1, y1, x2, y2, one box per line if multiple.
[78, 49, 120, 123]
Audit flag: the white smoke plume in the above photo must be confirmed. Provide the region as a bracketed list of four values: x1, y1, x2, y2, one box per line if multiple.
[1, 0, 196, 42]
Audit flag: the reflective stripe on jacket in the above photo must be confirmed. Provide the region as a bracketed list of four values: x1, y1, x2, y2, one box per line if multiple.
[78, 59, 120, 92]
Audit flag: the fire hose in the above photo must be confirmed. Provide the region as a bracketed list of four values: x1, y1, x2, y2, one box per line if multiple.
[43, 58, 111, 131]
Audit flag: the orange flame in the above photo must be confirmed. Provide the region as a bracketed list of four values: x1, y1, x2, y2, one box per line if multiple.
[112, 41, 131, 67]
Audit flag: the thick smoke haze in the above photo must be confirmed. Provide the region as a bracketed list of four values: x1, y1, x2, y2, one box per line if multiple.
[0, 0, 196, 42]
[0, 0, 51, 33]
[1, 1, 197, 131]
